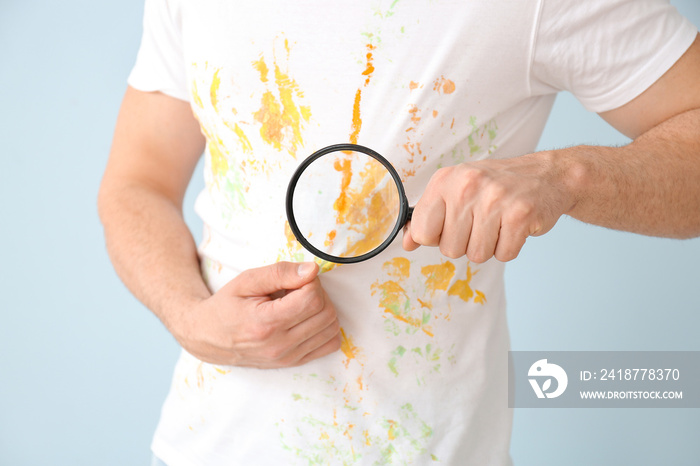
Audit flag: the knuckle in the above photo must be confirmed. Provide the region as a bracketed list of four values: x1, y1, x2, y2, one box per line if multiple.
[252, 322, 275, 342]
[495, 248, 520, 262]
[509, 199, 535, 222]
[264, 343, 287, 361]
[467, 249, 490, 264]
[439, 244, 463, 259]
[410, 226, 438, 247]
[303, 289, 325, 312]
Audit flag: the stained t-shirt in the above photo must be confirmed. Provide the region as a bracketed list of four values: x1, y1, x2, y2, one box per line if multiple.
[127, 1, 696, 464]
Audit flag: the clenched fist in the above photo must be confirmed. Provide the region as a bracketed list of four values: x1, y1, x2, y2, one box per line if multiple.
[403, 152, 578, 262]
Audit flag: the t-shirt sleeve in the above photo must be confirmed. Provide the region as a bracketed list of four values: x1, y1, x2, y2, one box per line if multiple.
[530, 0, 698, 113]
[127, 0, 189, 101]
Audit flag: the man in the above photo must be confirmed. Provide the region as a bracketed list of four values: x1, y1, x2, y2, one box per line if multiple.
[99, 0, 700, 464]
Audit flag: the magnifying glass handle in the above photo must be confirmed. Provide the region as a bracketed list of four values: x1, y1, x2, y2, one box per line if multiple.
[407, 206, 414, 222]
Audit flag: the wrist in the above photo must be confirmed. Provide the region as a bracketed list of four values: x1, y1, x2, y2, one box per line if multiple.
[541, 145, 598, 217]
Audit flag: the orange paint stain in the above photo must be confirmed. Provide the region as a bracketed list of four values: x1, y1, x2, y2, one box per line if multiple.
[324, 229, 337, 247]
[387, 420, 398, 440]
[421, 261, 456, 294]
[349, 89, 363, 145]
[332, 157, 353, 222]
[252, 47, 311, 157]
[417, 298, 433, 309]
[382, 257, 411, 281]
[448, 278, 474, 302]
[329, 154, 401, 258]
[385, 309, 425, 329]
[432, 110, 439, 118]
[433, 76, 456, 94]
[340, 327, 361, 368]
[409, 81, 420, 90]
[348, 44, 376, 144]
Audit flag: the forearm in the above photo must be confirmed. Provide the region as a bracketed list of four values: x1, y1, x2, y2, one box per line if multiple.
[98, 181, 211, 333]
[557, 108, 700, 238]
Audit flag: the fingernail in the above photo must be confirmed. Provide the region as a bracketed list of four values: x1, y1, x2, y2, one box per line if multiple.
[297, 262, 315, 277]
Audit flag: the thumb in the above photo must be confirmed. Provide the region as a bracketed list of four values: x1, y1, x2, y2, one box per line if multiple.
[402, 222, 420, 251]
[231, 261, 319, 297]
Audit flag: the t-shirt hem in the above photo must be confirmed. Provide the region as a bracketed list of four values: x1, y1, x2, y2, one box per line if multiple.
[579, 26, 697, 113]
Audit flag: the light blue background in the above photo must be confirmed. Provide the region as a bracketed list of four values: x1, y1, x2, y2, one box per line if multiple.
[1, 1, 698, 464]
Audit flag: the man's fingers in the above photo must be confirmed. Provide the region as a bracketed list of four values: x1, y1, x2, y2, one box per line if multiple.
[465, 211, 501, 263]
[402, 223, 421, 251]
[231, 261, 318, 297]
[292, 329, 343, 367]
[407, 197, 445, 247]
[493, 223, 529, 262]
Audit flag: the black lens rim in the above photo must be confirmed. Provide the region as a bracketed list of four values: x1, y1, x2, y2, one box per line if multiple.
[286, 143, 410, 264]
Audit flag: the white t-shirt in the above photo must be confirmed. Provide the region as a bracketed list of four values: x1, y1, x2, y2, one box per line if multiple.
[128, 1, 696, 464]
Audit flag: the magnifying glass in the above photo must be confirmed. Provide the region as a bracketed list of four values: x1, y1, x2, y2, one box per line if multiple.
[286, 143, 413, 264]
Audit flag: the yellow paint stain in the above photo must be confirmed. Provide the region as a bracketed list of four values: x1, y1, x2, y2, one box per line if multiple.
[422, 326, 434, 337]
[320, 431, 330, 440]
[214, 367, 230, 375]
[278, 221, 338, 273]
[445, 263, 488, 304]
[387, 420, 398, 440]
[190, 75, 204, 109]
[252, 44, 311, 157]
[210, 68, 221, 112]
[252, 56, 269, 82]
[363, 429, 372, 446]
[340, 327, 360, 368]
[382, 257, 411, 281]
[207, 134, 229, 186]
[421, 261, 456, 294]
[448, 279, 474, 302]
[230, 122, 253, 153]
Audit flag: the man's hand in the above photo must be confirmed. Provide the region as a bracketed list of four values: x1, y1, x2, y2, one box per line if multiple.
[176, 261, 341, 368]
[99, 88, 340, 370]
[404, 35, 700, 261]
[402, 153, 579, 263]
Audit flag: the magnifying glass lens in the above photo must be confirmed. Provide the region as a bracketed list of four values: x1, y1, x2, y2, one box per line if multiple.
[291, 149, 402, 260]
